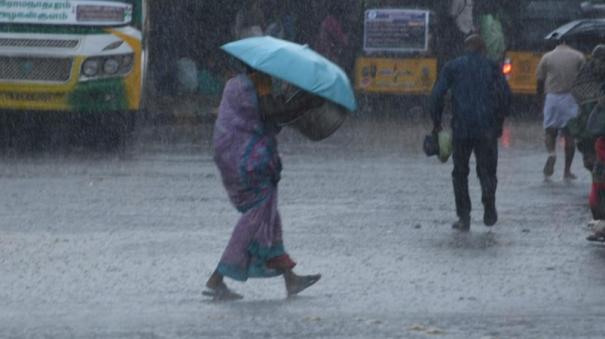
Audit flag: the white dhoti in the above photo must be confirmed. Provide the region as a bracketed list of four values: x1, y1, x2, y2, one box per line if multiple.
[543, 93, 579, 129]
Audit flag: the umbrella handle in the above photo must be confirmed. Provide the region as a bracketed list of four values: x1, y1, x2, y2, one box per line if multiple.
[286, 88, 304, 104]
[277, 89, 308, 127]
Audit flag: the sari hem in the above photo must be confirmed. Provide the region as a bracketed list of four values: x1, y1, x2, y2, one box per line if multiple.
[217, 242, 292, 282]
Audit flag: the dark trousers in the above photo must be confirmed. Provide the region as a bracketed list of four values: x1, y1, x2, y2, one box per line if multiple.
[452, 137, 499, 219]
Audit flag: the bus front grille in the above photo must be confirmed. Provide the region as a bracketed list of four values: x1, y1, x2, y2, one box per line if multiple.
[0, 38, 79, 49]
[0, 57, 73, 82]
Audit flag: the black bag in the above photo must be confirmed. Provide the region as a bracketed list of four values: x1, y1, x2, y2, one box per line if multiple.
[423, 133, 439, 157]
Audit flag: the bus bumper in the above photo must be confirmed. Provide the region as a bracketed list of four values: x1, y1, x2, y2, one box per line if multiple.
[0, 78, 129, 113]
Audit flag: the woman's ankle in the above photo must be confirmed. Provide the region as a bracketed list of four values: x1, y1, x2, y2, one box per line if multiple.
[283, 269, 297, 283]
[206, 271, 224, 289]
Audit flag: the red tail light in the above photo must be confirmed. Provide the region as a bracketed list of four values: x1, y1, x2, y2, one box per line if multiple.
[502, 60, 512, 76]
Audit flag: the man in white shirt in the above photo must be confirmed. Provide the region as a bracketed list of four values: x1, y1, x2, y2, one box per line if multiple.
[536, 40, 585, 180]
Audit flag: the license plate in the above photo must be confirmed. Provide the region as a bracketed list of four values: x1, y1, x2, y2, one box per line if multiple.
[0, 92, 63, 102]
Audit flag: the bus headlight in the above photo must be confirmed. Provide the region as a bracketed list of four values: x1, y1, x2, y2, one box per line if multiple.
[82, 59, 100, 77]
[80, 54, 134, 80]
[103, 58, 120, 75]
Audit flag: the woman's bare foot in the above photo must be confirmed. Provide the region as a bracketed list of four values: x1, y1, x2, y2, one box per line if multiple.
[284, 270, 321, 297]
[204, 271, 243, 301]
[206, 271, 224, 289]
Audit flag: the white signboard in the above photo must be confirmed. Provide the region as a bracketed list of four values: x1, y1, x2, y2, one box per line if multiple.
[364, 9, 430, 53]
[0, 0, 132, 26]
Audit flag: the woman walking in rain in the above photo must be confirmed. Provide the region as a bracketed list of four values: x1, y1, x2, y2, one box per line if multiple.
[204, 65, 323, 301]
[571, 45, 605, 242]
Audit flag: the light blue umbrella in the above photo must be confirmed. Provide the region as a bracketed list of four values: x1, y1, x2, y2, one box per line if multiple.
[221, 36, 357, 111]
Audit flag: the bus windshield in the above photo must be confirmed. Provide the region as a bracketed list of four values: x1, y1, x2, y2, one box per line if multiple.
[0, 0, 133, 27]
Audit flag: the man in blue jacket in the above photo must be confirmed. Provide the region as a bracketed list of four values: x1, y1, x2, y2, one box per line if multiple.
[430, 34, 512, 231]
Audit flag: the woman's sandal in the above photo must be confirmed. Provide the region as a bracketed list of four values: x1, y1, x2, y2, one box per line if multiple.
[286, 274, 322, 297]
[202, 284, 243, 301]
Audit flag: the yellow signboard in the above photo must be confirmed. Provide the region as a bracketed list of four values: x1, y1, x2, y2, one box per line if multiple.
[505, 51, 542, 95]
[355, 57, 437, 95]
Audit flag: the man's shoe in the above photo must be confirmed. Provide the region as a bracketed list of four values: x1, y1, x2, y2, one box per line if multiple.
[484, 205, 498, 226]
[452, 218, 470, 231]
[543, 155, 556, 177]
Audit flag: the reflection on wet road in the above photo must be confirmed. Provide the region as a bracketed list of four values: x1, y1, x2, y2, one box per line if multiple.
[0, 118, 604, 338]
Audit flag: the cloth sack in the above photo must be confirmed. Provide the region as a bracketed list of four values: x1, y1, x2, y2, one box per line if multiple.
[423, 131, 453, 163]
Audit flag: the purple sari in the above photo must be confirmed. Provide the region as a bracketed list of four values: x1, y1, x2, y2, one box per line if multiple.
[212, 74, 295, 281]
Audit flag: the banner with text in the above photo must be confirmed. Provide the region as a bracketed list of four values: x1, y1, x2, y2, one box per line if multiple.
[364, 9, 430, 53]
[0, 0, 132, 26]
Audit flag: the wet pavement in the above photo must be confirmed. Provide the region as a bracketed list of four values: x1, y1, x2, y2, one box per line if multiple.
[1, 118, 604, 338]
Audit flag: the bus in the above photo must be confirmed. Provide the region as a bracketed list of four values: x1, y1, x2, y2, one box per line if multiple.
[354, 1, 445, 98]
[502, 0, 587, 96]
[0, 0, 148, 149]
[354, 0, 477, 107]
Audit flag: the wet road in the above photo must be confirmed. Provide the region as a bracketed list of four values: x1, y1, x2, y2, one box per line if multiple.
[1, 118, 604, 338]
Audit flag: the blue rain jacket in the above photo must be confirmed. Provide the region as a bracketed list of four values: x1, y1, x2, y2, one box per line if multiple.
[430, 52, 511, 139]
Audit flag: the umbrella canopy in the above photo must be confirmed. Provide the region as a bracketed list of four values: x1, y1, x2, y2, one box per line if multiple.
[221, 36, 357, 111]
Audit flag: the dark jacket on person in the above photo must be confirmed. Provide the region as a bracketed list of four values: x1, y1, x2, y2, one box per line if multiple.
[430, 52, 511, 139]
